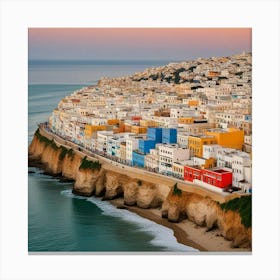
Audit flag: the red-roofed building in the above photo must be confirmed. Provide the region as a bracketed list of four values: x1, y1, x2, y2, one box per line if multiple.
[184, 166, 232, 189]
[201, 169, 232, 189]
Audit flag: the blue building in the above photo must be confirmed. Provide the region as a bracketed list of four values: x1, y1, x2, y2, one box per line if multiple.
[162, 128, 177, 144]
[147, 127, 162, 143]
[132, 150, 145, 168]
[138, 139, 156, 154]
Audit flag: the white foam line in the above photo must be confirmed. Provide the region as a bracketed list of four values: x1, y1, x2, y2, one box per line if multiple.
[61, 189, 198, 252]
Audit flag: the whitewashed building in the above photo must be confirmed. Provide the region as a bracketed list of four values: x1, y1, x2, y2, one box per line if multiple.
[145, 148, 159, 170]
[232, 152, 251, 187]
[126, 136, 144, 164]
[158, 144, 190, 174]
[203, 144, 220, 159]
[96, 131, 114, 153]
[177, 133, 190, 148]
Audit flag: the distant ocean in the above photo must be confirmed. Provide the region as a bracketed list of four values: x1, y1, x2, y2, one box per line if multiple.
[28, 60, 195, 252]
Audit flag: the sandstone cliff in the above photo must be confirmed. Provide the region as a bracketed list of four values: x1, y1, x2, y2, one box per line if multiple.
[162, 187, 252, 248]
[29, 131, 251, 249]
[28, 132, 167, 207]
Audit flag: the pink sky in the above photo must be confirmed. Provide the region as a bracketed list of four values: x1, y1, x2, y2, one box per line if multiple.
[29, 28, 251, 60]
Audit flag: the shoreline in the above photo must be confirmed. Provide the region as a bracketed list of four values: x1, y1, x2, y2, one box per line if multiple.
[29, 128, 252, 252]
[109, 198, 250, 253]
[28, 164, 250, 252]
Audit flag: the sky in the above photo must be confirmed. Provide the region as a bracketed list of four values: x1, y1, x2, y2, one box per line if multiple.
[28, 28, 251, 61]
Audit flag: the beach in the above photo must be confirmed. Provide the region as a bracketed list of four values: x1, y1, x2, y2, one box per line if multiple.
[110, 198, 250, 252]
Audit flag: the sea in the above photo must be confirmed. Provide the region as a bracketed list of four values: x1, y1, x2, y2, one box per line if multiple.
[28, 60, 196, 252]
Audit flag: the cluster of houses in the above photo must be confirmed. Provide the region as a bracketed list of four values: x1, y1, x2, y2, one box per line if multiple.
[48, 52, 252, 193]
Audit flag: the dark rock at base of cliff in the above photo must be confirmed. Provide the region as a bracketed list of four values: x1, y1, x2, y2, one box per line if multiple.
[72, 188, 94, 197]
[117, 205, 128, 210]
[231, 235, 251, 248]
[28, 156, 46, 169]
[102, 190, 123, 201]
[124, 201, 137, 206]
[28, 171, 36, 174]
[42, 170, 62, 177]
[95, 188, 106, 198]
[59, 177, 75, 183]
[161, 209, 168, 219]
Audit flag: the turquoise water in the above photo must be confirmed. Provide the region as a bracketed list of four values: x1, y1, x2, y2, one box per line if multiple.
[28, 61, 196, 252]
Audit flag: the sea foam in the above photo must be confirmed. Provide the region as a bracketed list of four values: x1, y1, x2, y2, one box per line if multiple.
[61, 189, 198, 252]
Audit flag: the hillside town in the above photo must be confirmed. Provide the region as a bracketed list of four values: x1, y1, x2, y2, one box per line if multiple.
[48, 52, 252, 194]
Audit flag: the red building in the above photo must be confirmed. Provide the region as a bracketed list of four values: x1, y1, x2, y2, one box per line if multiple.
[184, 166, 232, 189]
[131, 116, 142, 121]
[201, 169, 232, 188]
[184, 166, 203, 182]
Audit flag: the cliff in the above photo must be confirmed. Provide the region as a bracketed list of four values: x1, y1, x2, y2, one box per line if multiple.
[162, 186, 252, 248]
[28, 130, 251, 249]
[28, 132, 167, 206]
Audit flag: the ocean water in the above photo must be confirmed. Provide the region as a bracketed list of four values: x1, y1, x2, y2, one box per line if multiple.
[28, 60, 196, 252]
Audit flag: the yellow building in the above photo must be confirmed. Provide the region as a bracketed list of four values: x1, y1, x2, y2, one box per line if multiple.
[131, 126, 147, 134]
[205, 128, 244, 150]
[188, 135, 217, 157]
[84, 124, 106, 138]
[178, 117, 194, 124]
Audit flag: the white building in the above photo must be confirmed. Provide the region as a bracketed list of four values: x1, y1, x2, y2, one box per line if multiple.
[158, 144, 190, 174]
[145, 148, 159, 170]
[170, 107, 198, 118]
[96, 131, 114, 153]
[203, 144, 220, 159]
[232, 152, 251, 187]
[177, 133, 190, 148]
[157, 117, 178, 128]
[216, 148, 236, 168]
[126, 136, 144, 164]
[107, 133, 134, 158]
[193, 156, 214, 168]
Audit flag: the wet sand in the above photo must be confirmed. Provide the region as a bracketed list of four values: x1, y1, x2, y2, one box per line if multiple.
[109, 198, 251, 253]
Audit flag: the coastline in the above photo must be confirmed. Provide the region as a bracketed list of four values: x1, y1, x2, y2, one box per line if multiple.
[109, 198, 250, 252]
[29, 127, 252, 252]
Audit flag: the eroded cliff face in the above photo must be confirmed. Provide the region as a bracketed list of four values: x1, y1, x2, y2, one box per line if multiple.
[29, 133, 251, 249]
[28, 134, 167, 207]
[162, 189, 252, 248]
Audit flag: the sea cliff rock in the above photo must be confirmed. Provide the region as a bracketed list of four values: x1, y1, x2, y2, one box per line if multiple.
[61, 153, 81, 180]
[123, 180, 139, 206]
[73, 168, 103, 196]
[95, 169, 106, 196]
[104, 171, 125, 200]
[136, 183, 162, 209]
[162, 187, 252, 248]
[29, 131, 251, 249]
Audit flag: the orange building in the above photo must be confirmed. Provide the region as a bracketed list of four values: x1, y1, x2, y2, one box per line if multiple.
[205, 128, 244, 150]
[131, 126, 147, 134]
[178, 117, 194, 124]
[124, 124, 132, 132]
[188, 100, 199, 107]
[207, 71, 221, 78]
[107, 119, 119, 125]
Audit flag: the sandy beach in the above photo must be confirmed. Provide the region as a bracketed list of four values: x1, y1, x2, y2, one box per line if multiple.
[109, 198, 251, 253]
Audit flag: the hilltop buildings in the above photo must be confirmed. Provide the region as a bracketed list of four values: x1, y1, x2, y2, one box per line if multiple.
[48, 52, 252, 193]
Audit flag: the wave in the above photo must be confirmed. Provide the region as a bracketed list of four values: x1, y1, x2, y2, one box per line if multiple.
[61, 189, 198, 252]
